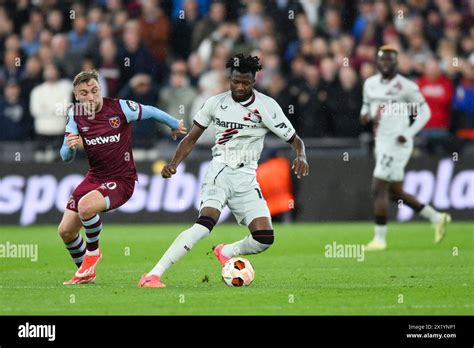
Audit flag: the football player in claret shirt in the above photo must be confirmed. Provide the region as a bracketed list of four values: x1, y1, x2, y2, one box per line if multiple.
[59, 70, 187, 284]
[138, 54, 309, 288]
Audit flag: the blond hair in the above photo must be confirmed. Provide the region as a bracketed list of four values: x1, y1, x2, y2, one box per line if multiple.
[73, 70, 99, 88]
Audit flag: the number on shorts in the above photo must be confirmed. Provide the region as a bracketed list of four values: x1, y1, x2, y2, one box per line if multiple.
[380, 154, 394, 168]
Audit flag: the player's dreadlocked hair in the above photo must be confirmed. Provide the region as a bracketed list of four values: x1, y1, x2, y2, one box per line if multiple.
[226, 54, 263, 76]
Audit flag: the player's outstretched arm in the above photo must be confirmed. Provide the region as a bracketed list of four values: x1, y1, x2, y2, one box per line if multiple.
[119, 100, 187, 139]
[162, 124, 205, 178]
[289, 134, 309, 179]
[140, 105, 187, 139]
[60, 134, 78, 163]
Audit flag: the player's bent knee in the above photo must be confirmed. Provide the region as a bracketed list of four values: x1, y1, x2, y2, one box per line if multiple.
[77, 198, 96, 218]
[251, 230, 274, 246]
[195, 215, 217, 232]
[58, 224, 76, 241]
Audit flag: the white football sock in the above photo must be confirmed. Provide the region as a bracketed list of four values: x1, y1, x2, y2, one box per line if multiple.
[222, 235, 271, 257]
[148, 224, 210, 277]
[374, 225, 387, 244]
[419, 205, 442, 224]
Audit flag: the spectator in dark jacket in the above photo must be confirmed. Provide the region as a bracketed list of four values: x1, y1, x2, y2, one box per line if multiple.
[0, 80, 33, 141]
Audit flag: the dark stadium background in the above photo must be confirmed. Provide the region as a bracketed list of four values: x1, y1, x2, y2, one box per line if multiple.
[0, 0, 473, 225]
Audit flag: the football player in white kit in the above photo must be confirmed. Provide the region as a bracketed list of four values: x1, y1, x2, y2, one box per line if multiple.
[361, 46, 451, 251]
[138, 54, 309, 287]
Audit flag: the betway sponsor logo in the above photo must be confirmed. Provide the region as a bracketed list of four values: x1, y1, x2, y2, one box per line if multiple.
[398, 158, 474, 221]
[0, 162, 231, 225]
[84, 133, 120, 146]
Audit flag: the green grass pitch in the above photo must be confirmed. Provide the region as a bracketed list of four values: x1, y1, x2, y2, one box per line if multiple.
[1, 222, 473, 315]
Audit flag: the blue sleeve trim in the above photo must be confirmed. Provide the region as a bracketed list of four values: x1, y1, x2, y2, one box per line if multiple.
[65, 108, 79, 133]
[119, 99, 141, 123]
[140, 104, 180, 129]
[60, 136, 76, 162]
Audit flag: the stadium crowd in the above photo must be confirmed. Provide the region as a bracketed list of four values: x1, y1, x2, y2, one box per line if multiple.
[0, 0, 473, 154]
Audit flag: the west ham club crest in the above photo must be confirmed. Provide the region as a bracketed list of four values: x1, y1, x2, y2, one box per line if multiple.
[109, 116, 121, 128]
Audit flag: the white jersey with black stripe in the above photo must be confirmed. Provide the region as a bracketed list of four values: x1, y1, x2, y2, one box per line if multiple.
[194, 89, 296, 173]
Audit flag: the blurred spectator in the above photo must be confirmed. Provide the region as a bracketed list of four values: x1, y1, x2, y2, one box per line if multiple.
[28, 7, 44, 35]
[30, 63, 72, 149]
[118, 73, 160, 148]
[46, 8, 65, 34]
[239, 0, 265, 44]
[0, 49, 23, 90]
[0, 80, 33, 141]
[85, 20, 114, 60]
[453, 58, 474, 140]
[317, 56, 340, 135]
[190, 69, 227, 145]
[360, 61, 376, 81]
[172, 0, 211, 19]
[187, 52, 205, 86]
[68, 15, 93, 55]
[98, 38, 120, 97]
[0, 8, 14, 51]
[425, 9, 444, 50]
[352, 0, 375, 42]
[417, 58, 454, 134]
[417, 58, 456, 154]
[318, 7, 343, 39]
[285, 17, 314, 63]
[5, 34, 26, 63]
[51, 34, 82, 79]
[37, 43, 54, 65]
[87, 5, 104, 34]
[20, 23, 40, 56]
[117, 21, 156, 87]
[407, 33, 433, 74]
[171, 0, 201, 59]
[139, 0, 171, 64]
[332, 67, 363, 137]
[191, 0, 226, 51]
[298, 63, 328, 137]
[264, 72, 296, 130]
[158, 60, 197, 130]
[20, 55, 43, 100]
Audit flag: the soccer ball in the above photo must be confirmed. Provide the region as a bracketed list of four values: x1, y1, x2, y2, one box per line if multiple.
[221, 257, 255, 287]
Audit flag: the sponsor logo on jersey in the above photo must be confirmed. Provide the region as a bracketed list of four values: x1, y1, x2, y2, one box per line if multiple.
[126, 100, 138, 111]
[81, 127, 89, 132]
[220, 105, 228, 110]
[84, 134, 121, 146]
[275, 122, 287, 128]
[215, 118, 246, 129]
[243, 109, 262, 123]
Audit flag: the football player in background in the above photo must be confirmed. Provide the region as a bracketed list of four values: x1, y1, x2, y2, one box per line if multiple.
[360, 46, 451, 251]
